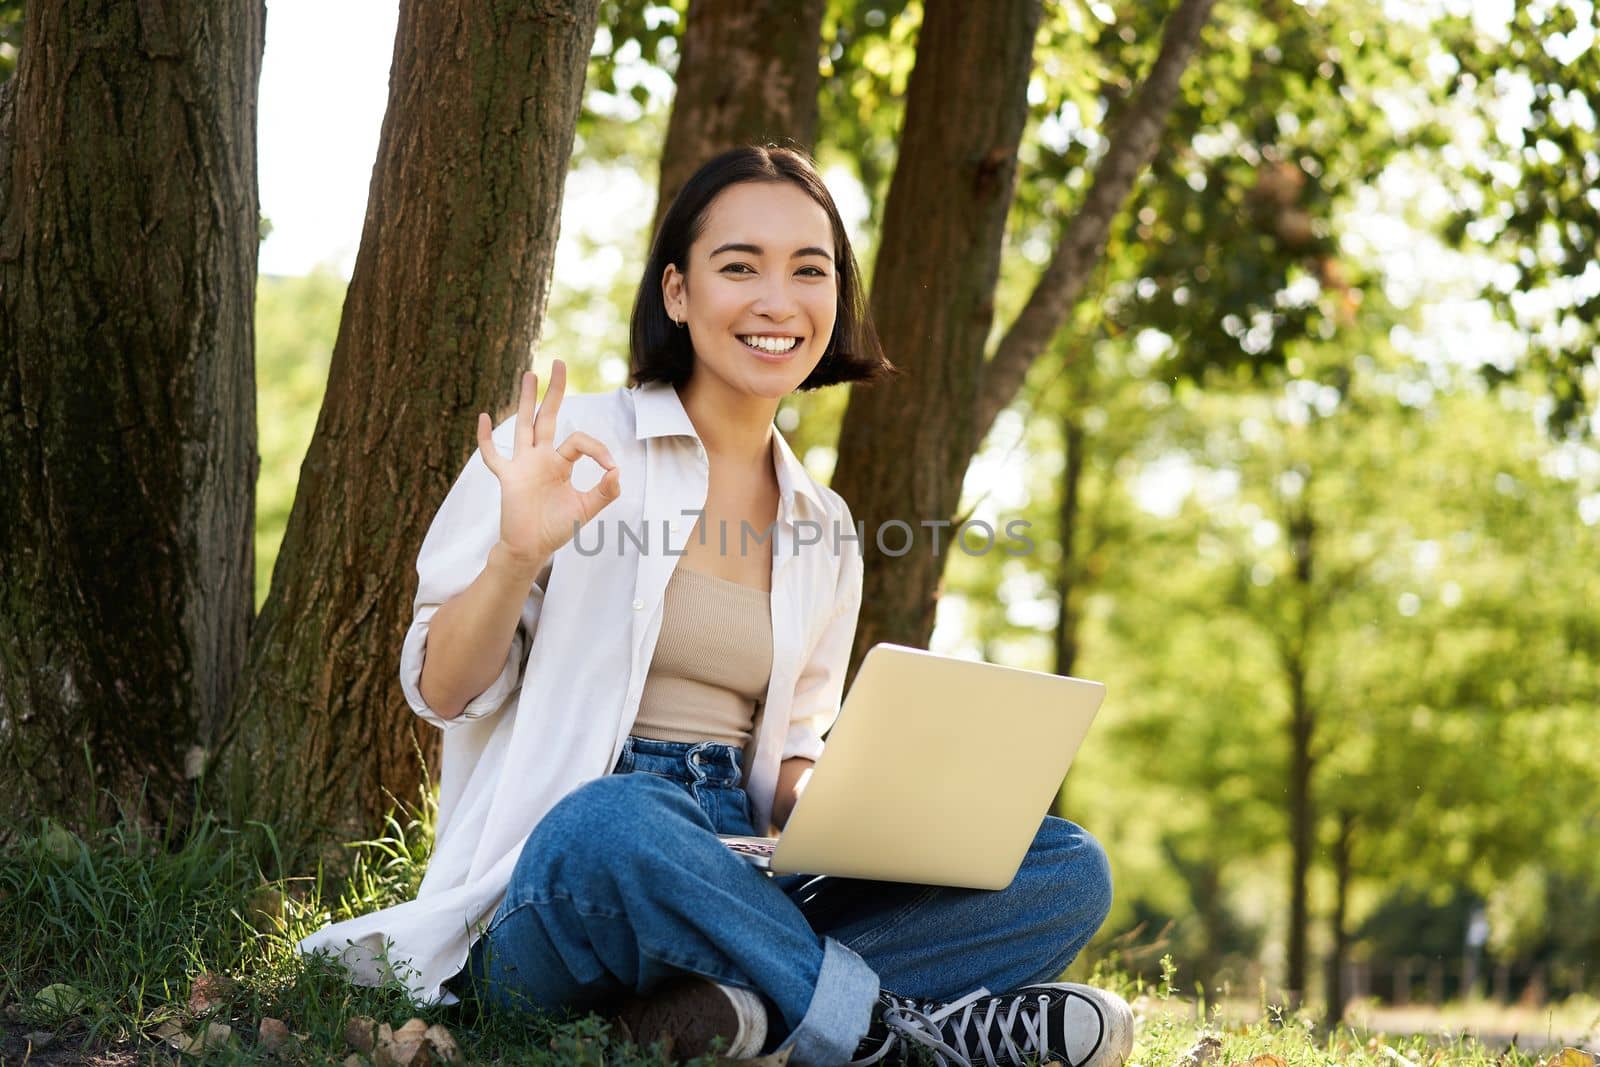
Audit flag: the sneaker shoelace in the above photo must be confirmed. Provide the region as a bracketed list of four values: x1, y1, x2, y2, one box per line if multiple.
[851, 987, 993, 1067]
[940, 989, 1072, 1066]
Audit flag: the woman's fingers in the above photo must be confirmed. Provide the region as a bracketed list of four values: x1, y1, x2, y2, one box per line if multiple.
[578, 465, 624, 517]
[475, 411, 504, 476]
[514, 370, 537, 452]
[531, 358, 567, 446]
[553, 430, 617, 472]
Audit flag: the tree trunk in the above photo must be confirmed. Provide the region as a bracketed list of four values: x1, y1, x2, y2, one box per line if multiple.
[651, 0, 823, 237]
[0, 0, 262, 830]
[213, 0, 600, 853]
[1049, 410, 1087, 820]
[830, 0, 1042, 669]
[1052, 413, 1087, 678]
[1326, 809, 1355, 1026]
[1284, 503, 1317, 999]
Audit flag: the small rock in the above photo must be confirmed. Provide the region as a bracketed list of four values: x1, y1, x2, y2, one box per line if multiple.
[258, 1016, 292, 1053]
[187, 972, 237, 1015]
[344, 1056, 372, 1067]
[346, 1015, 378, 1054]
[25, 1031, 57, 1051]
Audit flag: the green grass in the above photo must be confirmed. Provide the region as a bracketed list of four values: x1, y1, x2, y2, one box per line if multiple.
[0, 809, 1589, 1065]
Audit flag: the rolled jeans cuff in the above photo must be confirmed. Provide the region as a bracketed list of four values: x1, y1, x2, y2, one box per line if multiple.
[777, 935, 879, 1067]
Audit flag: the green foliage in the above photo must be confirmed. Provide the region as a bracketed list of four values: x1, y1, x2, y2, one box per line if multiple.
[0, 798, 742, 1064]
[1433, 2, 1600, 435]
[254, 271, 345, 609]
[0, 0, 21, 81]
[816, 0, 919, 230]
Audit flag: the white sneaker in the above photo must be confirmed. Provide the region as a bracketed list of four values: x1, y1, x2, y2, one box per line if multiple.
[613, 975, 770, 1060]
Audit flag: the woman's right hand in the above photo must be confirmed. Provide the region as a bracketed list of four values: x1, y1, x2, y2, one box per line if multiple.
[477, 358, 622, 574]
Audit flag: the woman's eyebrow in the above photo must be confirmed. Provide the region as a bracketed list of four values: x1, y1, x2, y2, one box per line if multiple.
[709, 241, 833, 262]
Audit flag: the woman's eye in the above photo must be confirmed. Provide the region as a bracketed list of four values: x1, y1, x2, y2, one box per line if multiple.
[721, 263, 755, 274]
[798, 267, 828, 278]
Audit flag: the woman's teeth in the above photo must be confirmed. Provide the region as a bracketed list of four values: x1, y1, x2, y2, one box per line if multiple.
[740, 335, 799, 354]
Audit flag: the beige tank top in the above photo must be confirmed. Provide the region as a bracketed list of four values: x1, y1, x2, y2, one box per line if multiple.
[631, 567, 774, 748]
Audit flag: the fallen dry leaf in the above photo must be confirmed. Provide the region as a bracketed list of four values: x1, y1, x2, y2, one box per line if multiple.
[258, 1016, 292, 1054]
[186, 972, 237, 1016]
[375, 1037, 433, 1067]
[30, 983, 85, 1021]
[168, 1021, 234, 1056]
[374, 1019, 438, 1067]
[1543, 1050, 1598, 1067]
[424, 1023, 462, 1064]
[346, 1015, 378, 1054]
[1177, 1035, 1224, 1067]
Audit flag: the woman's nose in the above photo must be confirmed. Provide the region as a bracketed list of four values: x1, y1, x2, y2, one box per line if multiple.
[749, 276, 799, 319]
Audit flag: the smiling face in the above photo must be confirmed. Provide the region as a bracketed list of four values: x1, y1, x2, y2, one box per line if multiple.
[660, 180, 839, 404]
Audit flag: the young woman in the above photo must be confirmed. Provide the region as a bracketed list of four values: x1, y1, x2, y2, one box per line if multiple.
[299, 146, 1132, 1067]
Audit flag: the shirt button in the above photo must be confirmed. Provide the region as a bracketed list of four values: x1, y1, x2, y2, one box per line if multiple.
[631, 598, 643, 611]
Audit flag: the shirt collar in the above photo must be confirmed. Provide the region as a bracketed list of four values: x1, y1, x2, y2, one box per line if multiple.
[630, 380, 826, 516]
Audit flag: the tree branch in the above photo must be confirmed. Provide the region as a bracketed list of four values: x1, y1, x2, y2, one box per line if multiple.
[976, 0, 1216, 440]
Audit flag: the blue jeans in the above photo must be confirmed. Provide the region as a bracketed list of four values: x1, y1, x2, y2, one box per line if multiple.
[455, 737, 1112, 1066]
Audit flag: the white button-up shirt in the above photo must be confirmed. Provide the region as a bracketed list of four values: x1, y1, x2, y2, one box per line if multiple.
[297, 380, 863, 1004]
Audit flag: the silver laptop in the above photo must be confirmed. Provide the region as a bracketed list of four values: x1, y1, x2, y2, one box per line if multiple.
[720, 642, 1105, 890]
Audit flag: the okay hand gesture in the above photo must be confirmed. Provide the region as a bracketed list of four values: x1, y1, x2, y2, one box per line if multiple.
[476, 359, 622, 572]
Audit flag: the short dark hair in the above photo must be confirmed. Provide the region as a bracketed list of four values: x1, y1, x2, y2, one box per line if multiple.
[629, 145, 894, 390]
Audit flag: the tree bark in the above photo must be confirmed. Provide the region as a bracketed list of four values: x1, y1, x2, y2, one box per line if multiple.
[830, 0, 1043, 670]
[976, 0, 1215, 442]
[213, 0, 600, 852]
[0, 0, 262, 830]
[651, 0, 823, 237]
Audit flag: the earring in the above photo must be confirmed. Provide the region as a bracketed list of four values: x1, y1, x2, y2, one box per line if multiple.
[672, 314, 686, 329]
